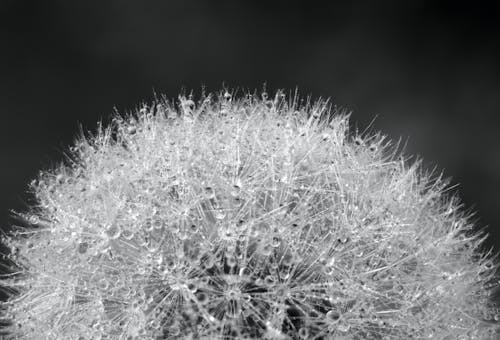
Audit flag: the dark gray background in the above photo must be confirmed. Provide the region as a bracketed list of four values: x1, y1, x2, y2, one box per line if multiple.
[1, 0, 499, 254]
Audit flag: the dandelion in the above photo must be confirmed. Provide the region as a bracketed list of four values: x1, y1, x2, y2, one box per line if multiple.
[0, 89, 499, 339]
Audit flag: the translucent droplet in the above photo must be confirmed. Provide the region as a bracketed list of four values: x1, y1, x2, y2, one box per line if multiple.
[298, 327, 309, 339]
[295, 291, 307, 302]
[239, 267, 251, 277]
[127, 126, 137, 134]
[271, 236, 281, 248]
[143, 219, 154, 232]
[231, 179, 242, 197]
[214, 209, 226, 220]
[282, 253, 294, 266]
[204, 186, 215, 200]
[226, 256, 237, 268]
[155, 254, 163, 265]
[121, 229, 134, 240]
[105, 225, 121, 239]
[203, 255, 215, 269]
[189, 223, 199, 233]
[264, 275, 276, 285]
[187, 282, 198, 293]
[196, 292, 208, 304]
[78, 242, 89, 254]
[326, 310, 340, 322]
[338, 237, 349, 244]
[97, 278, 110, 290]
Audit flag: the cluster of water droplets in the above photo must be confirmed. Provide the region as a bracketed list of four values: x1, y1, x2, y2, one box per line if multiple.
[1, 90, 499, 339]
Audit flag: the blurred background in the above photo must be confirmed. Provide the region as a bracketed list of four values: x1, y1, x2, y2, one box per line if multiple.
[0, 0, 499, 255]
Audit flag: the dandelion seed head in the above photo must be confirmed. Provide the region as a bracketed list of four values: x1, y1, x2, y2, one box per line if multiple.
[1, 89, 499, 339]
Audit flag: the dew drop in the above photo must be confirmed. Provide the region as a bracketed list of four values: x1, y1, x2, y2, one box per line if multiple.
[226, 256, 237, 268]
[338, 237, 349, 244]
[77, 242, 89, 254]
[203, 255, 215, 269]
[295, 291, 307, 302]
[271, 236, 281, 248]
[187, 282, 198, 293]
[264, 275, 276, 285]
[298, 327, 309, 339]
[121, 229, 134, 240]
[190, 223, 199, 233]
[239, 267, 251, 277]
[127, 126, 136, 135]
[196, 292, 208, 304]
[97, 278, 110, 290]
[143, 219, 154, 232]
[204, 186, 215, 199]
[326, 310, 340, 322]
[106, 225, 121, 239]
[214, 209, 226, 220]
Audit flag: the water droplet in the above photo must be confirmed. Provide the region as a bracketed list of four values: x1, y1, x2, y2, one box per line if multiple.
[203, 255, 215, 269]
[271, 236, 281, 248]
[226, 255, 237, 268]
[97, 278, 110, 290]
[282, 253, 294, 266]
[264, 275, 276, 285]
[196, 292, 208, 304]
[338, 237, 349, 244]
[144, 219, 154, 232]
[127, 126, 136, 134]
[214, 209, 226, 220]
[187, 282, 198, 293]
[121, 229, 134, 240]
[204, 186, 215, 199]
[189, 223, 199, 234]
[326, 310, 340, 321]
[106, 225, 121, 239]
[78, 242, 89, 254]
[239, 267, 251, 277]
